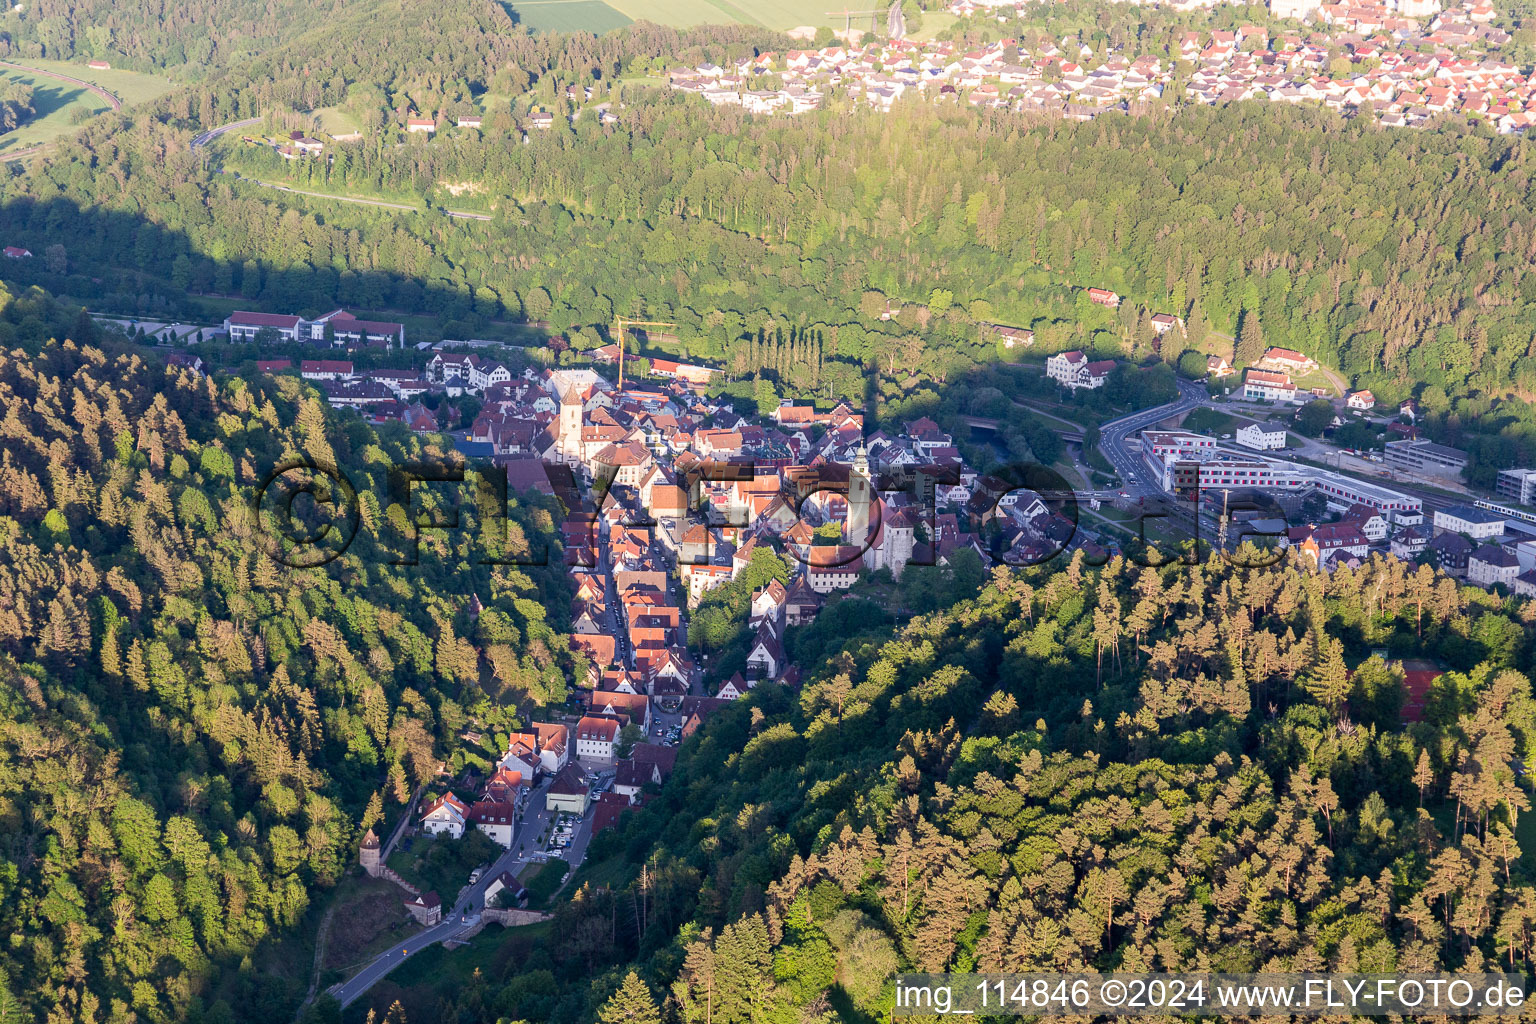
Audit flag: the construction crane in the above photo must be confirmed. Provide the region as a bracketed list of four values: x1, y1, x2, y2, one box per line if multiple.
[613, 316, 676, 391]
[825, 6, 884, 36]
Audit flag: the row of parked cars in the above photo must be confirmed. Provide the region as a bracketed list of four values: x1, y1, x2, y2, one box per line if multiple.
[548, 814, 577, 851]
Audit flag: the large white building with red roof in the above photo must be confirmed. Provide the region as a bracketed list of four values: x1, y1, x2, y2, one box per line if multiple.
[222, 309, 404, 348]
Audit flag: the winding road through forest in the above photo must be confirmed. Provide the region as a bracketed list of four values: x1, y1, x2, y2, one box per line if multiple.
[191, 115, 492, 221]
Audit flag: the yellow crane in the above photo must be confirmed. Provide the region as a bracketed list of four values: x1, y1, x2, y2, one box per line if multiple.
[613, 316, 675, 391]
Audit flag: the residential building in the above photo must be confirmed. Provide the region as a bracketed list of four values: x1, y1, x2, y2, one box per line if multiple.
[1427, 531, 1474, 576]
[745, 623, 784, 679]
[575, 715, 620, 763]
[1342, 503, 1389, 541]
[1468, 544, 1520, 589]
[1046, 350, 1114, 390]
[1390, 526, 1428, 560]
[1235, 423, 1287, 451]
[1261, 347, 1315, 372]
[1297, 522, 1370, 569]
[467, 800, 518, 847]
[420, 793, 469, 839]
[1433, 505, 1506, 540]
[1346, 390, 1376, 411]
[483, 871, 527, 908]
[404, 892, 442, 926]
[1514, 569, 1536, 599]
[993, 324, 1034, 348]
[545, 764, 590, 815]
[300, 360, 354, 381]
[1241, 369, 1298, 402]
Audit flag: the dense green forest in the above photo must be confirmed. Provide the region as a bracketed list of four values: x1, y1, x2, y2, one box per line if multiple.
[12, 5, 1536, 1022]
[7, 15, 1536, 475]
[0, 335, 575, 1024]
[0, 0, 389, 74]
[363, 549, 1536, 1024]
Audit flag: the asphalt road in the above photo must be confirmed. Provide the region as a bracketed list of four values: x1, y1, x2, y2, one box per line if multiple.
[189, 116, 261, 150]
[331, 777, 559, 1009]
[219, 170, 493, 221]
[1087, 382, 1474, 551]
[1096, 379, 1207, 497]
[189, 115, 492, 221]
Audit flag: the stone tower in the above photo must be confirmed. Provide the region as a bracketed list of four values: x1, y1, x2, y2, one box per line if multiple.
[557, 384, 583, 462]
[882, 507, 916, 579]
[360, 827, 382, 877]
[847, 445, 871, 549]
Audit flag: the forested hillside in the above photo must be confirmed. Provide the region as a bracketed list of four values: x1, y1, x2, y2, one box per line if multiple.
[0, 0, 380, 73]
[0, 336, 574, 1024]
[381, 551, 1536, 1024]
[9, 52, 1536, 473]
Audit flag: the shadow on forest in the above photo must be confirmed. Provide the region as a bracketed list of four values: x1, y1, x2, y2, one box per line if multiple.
[0, 191, 1210, 572]
[0, 194, 524, 336]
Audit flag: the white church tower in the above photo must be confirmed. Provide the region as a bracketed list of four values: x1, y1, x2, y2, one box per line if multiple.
[847, 446, 871, 549]
[556, 384, 583, 465]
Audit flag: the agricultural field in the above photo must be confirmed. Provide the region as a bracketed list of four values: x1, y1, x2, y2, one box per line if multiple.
[20, 57, 175, 106]
[506, 0, 891, 32]
[0, 58, 173, 156]
[503, 0, 632, 32]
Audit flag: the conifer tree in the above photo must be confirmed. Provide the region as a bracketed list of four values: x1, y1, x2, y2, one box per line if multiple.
[598, 971, 661, 1024]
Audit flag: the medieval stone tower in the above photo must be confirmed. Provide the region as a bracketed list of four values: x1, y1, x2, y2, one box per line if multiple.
[556, 384, 583, 462]
[359, 827, 382, 877]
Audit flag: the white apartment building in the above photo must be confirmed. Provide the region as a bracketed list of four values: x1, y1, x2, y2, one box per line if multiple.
[1236, 423, 1287, 451]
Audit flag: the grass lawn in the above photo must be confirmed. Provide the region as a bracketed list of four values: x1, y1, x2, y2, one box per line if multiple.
[907, 10, 957, 40]
[312, 105, 362, 136]
[0, 59, 173, 155]
[377, 918, 552, 995]
[1052, 459, 1088, 490]
[517, 859, 570, 908]
[1180, 407, 1240, 435]
[564, 851, 633, 895]
[0, 70, 109, 154]
[14, 57, 176, 106]
[386, 829, 500, 901]
[1293, 367, 1340, 396]
[323, 875, 423, 973]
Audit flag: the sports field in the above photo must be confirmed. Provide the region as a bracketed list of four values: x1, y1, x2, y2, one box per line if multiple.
[507, 0, 870, 32]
